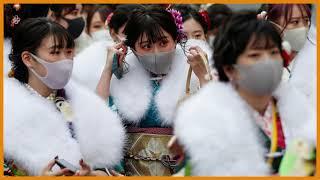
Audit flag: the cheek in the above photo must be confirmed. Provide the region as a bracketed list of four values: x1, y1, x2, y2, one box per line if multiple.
[32, 61, 47, 77]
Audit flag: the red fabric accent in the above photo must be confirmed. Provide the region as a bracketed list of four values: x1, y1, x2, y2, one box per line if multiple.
[276, 113, 286, 149]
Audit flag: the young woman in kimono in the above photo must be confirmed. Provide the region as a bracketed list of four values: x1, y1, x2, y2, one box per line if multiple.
[171, 5, 215, 68]
[173, 12, 315, 176]
[96, 5, 211, 176]
[4, 18, 125, 176]
[263, 4, 311, 81]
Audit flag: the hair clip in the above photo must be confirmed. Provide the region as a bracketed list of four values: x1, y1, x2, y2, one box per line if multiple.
[199, 10, 211, 30]
[11, 15, 21, 27]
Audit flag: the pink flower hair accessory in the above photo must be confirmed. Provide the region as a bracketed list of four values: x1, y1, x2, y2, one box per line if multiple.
[166, 9, 187, 42]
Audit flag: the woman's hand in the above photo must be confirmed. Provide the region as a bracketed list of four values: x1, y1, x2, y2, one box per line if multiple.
[74, 159, 91, 176]
[104, 42, 127, 73]
[96, 43, 127, 100]
[41, 159, 72, 176]
[187, 46, 211, 87]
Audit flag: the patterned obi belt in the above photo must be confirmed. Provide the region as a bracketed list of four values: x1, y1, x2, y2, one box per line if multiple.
[124, 127, 177, 176]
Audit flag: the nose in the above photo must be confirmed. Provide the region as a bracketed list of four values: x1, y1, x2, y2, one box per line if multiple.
[153, 46, 159, 53]
[261, 53, 271, 60]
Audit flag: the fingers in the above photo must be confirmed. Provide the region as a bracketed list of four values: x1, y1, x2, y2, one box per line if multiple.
[44, 159, 56, 172]
[110, 170, 124, 176]
[77, 159, 91, 176]
[79, 159, 90, 170]
[52, 168, 70, 176]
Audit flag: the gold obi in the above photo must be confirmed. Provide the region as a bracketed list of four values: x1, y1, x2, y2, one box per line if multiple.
[124, 127, 177, 176]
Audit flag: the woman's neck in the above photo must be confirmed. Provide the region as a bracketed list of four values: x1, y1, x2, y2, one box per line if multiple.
[27, 73, 53, 97]
[237, 87, 272, 115]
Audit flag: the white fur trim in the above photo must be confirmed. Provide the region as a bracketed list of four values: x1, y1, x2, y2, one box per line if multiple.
[110, 45, 199, 125]
[174, 81, 314, 175]
[72, 40, 115, 91]
[274, 82, 316, 145]
[4, 78, 125, 175]
[4, 38, 12, 76]
[290, 24, 317, 107]
[174, 82, 270, 175]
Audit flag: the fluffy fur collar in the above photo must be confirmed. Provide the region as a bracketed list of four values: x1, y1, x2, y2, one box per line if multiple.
[72, 40, 115, 91]
[4, 78, 125, 175]
[174, 81, 315, 175]
[109, 39, 215, 126]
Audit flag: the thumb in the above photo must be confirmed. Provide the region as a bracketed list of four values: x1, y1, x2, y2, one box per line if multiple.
[52, 168, 70, 176]
[45, 159, 56, 172]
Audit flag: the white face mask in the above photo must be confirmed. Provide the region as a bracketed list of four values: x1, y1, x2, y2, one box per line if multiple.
[30, 53, 73, 89]
[283, 27, 308, 52]
[208, 35, 215, 47]
[91, 29, 110, 42]
[269, 21, 308, 52]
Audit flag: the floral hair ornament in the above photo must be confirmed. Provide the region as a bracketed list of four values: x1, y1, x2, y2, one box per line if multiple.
[199, 9, 211, 30]
[11, 15, 21, 27]
[166, 9, 187, 42]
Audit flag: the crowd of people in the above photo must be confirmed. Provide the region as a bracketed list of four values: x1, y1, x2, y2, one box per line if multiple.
[4, 3, 316, 176]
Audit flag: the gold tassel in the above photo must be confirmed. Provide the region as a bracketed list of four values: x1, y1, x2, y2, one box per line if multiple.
[8, 68, 14, 78]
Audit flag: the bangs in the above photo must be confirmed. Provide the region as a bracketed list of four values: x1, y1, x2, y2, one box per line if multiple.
[138, 16, 167, 44]
[247, 33, 278, 50]
[48, 22, 75, 52]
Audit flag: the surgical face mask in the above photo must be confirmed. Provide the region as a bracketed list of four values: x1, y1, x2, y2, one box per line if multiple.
[134, 49, 176, 75]
[283, 27, 308, 52]
[91, 29, 109, 42]
[270, 21, 308, 52]
[91, 29, 112, 42]
[233, 59, 283, 96]
[30, 53, 73, 89]
[63, 17, 85, 39]
[208, 35, 215, 47]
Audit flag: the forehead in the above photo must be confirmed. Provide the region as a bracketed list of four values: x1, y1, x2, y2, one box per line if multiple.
[183, 18, 203, 31]
[291, 5, 308, 17]
[39, 34, 69, 50]
[139, 28, 170, 42]
[245, 34, 278, 50]
[39, 35, 55, 48]
[92, 12, 103, 23]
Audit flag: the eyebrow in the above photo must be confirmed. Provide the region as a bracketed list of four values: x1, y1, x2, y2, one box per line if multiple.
[139, 36, 168, 45]
[290, 16, 309, 20]
[48, 45, 63, 49]
[192, 30, 203, 34]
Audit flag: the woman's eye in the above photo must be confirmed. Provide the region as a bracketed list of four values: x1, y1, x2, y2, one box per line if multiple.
[248, 53, 259, 58]
[142, 44, 151, 49]
[195, 34, 202, 39]
[290, 20, 299, 25]
[93, 25, 102, 29]
[159, 40, 168, 46]
[50, 51, 60, 55]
